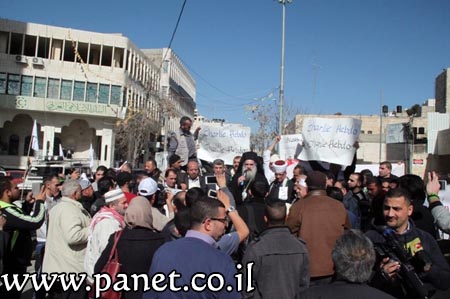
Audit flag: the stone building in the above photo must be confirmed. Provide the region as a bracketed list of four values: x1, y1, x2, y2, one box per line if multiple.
[0, 18, 162, 169]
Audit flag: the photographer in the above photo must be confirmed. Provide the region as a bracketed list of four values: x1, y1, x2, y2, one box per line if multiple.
[366, 188, 450, 298]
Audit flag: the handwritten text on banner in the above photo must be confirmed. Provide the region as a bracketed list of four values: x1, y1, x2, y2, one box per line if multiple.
[299, 117, 361, 166]
[197, 124, 251, 165]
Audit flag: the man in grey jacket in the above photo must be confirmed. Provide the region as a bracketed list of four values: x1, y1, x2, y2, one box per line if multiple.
[242, 200, 310, 299]
[426, 171, 450, 233]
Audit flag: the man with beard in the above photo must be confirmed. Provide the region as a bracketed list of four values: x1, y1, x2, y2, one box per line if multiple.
[229, 151, 269, 205]
[84, 189, 128, 283]
[348, 173, 371, 232]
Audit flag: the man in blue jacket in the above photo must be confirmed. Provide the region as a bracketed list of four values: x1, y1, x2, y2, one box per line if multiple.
[143, 197, 240, 299]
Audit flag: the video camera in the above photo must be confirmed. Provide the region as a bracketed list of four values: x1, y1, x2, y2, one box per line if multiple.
[373, 226, 433, 299]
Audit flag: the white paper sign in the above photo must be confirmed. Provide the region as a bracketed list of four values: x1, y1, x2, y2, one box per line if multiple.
[197, 124, 251, 165]
[279, 134, 303, 160]
[299, 117, 361, 166]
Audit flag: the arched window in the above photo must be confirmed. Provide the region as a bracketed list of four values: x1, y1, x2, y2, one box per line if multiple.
[8, 134, 19, 155]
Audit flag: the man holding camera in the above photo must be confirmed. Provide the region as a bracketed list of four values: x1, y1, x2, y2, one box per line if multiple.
[366, 188, 450, 298]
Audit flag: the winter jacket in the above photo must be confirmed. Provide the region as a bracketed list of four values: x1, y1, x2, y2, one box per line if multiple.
[0, 200, 45, 272]
[42, 197, 91, 273]
[366, 220, 450, 298]
[242, 226, 310, 299]
[287, 189, 351, 277]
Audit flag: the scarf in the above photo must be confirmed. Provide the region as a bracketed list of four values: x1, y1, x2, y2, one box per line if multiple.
[125, 196, 154, 230]
[89, 206, 125, 231]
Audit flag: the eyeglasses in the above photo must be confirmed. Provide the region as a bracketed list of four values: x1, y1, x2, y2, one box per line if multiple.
[209, 217, 229, 224]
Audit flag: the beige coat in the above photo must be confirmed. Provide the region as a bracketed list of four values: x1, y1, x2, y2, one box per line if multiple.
[42, 196, 91, 273]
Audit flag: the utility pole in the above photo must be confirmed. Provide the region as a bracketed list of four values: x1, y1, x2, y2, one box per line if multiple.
[278, 0, 292, 135]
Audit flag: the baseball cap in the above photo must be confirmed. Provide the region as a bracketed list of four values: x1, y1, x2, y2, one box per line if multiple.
[79, 179, 92, 191]
[138, 178, 159, 196]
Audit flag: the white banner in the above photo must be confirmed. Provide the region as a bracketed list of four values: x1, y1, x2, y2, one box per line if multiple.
[197, 124, 251, 165]
[299, 117, 362, 166]
[279, 134, 303, 160]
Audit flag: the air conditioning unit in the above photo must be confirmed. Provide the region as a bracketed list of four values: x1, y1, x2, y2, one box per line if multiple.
[32, 57, 44, 66]
[15, 55, 27, 64]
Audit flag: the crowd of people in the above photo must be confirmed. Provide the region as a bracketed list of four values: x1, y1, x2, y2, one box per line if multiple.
[0, 116, 450, 299]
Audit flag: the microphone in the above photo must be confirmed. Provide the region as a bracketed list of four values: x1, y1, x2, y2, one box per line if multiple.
[240, 170, 248, 187]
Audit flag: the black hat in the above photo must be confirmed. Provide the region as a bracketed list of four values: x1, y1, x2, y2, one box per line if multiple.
[168, 154, 183, 166]
[306, 171, 327, 190]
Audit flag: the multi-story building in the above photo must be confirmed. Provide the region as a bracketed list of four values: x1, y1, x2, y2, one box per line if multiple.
[0, 18, 161, 168]
[288, 68, 450, 178]
[143, 48, 196, 134]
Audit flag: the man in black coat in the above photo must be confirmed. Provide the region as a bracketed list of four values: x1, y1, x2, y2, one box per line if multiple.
[229, 151, 268, 205]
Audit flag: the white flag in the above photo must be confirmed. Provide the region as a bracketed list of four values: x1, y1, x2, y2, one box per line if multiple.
[59, 144, 64, 157]
[31, 120, 39, 151]
[89, 143, 95, 168]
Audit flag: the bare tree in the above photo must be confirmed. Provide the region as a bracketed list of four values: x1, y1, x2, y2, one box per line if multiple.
[248, 100, 303, 155]
[115, 109, 161, 167]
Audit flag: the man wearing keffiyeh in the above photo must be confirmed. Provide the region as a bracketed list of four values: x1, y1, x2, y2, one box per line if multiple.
[84, 188, 128, 283]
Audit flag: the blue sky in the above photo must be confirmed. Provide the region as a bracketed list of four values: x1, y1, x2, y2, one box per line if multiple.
[1, 0, 450, 128]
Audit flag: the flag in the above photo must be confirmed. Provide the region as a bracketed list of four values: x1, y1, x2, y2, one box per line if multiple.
[89, 143, 95, 169]
[31, 120, 39, 151]
[59, 144, 64, 157]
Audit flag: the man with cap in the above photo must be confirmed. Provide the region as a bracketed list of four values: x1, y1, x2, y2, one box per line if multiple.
[287, 170, 351, 285]
[84, 188, 128, 283]
[138, 177, 174, 231]
[168, 116, 200, 170]
[79, 178, 94, 212]
[266, 159, 295, 203]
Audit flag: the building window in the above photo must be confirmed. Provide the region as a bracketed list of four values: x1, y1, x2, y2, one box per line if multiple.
[77, 42, 88, 63]
[63, 40, 75, 62]
[20, 75, 33, 96]
[98, 84, 109, 104]
[47, 78, 60, 99]
[0, 73, 6, 94]
[368, 131, 373, 134]
[162, 60, 169, 73]
[24, 35, 37, 56]
[51, 39, 63, 60]
[89, 44, 101, 65]
[0, 31, 9, 54]
[8, 134, 19, 155]
[86, 82, 97, 102]
[113, 47, 124, 68]
[101, 46, 112, 67]
[34, 77, 46, 98]
[10, 33, 22, 55]
[7, 74, 20, 95]
[360, 130, 365, 134]
[111, 85, 121, 105]
[37, 37, 50, 58]
[61, 80, 72, 100]
[73, 81, 85, 101]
